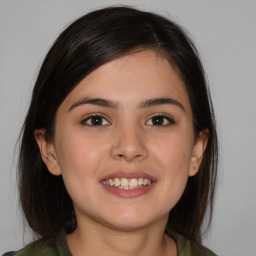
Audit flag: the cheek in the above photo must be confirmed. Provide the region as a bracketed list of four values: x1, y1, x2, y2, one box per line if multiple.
[150, 133, 193, 209]
[153, 132, 193, 174]
[56, 130, 100, 170]
[54, 132, 105, 196]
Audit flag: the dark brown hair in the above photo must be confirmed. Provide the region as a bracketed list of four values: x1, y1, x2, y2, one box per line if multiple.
[18, 6, 218, 243]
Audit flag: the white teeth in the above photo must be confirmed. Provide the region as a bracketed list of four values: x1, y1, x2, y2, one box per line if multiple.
[114, 177, 120, 187]
[121, 178, 129, 187]
[103, 177, 152, 189]
[138, 178, 143, 186]
[109, 179, 114, 186]
[130, 178, 138, 187]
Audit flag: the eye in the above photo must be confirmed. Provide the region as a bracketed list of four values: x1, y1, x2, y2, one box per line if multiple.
[146, 115, 175, 126]
[82, 115, 110, 126]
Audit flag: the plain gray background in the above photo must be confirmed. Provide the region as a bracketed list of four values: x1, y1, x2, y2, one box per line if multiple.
[0, 1, 255, 255]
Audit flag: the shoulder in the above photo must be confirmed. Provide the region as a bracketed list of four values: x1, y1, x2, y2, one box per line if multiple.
[189, 239, 217, 256]
[2, 240, 58, 256]
[2, 230, 71, 256]
[173, 232, 217, 256]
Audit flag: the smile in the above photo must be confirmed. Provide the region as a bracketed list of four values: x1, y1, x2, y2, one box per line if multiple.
[100, 171, 156, 198]
[102, 178, 152, 189]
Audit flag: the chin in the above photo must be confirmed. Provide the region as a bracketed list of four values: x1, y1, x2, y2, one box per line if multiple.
[106, 218, 150, 231]
[101, 207, 162, 231]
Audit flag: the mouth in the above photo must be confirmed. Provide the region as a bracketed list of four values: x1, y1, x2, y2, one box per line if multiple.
[102, 177, 152, 189]
[100, 171, 156, 198]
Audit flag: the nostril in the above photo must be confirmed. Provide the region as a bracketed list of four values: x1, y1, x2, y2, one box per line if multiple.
[115, 153, 144, 161]
[110, 141, 148, 162]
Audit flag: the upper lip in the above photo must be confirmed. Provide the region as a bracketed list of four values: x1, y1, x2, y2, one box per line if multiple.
[100, 170, 156, 182]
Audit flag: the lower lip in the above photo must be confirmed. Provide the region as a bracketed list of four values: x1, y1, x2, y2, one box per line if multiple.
[102, 183, 156, 198]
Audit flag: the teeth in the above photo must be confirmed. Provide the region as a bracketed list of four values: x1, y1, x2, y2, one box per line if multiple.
[121, 178, 129, 187]
[109, 179, 114, 186]
[130, 178, 138, 187]
[138, 178, 143, 186]
[114, 178, 120, 187]
[103, 177, 152, 189]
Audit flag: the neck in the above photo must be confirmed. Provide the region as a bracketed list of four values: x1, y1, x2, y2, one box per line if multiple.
[66, 216, 177, 256]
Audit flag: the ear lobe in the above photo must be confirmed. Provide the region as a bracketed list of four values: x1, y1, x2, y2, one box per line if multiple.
[34, 129, 61, 176]
[189, 130, 209, 177]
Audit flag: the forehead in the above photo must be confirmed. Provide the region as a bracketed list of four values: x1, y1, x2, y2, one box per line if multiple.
[59, 50, 191, 113]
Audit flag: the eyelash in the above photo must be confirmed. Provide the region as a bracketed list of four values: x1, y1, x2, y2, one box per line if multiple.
[146, 114, 175, 126]
[81, 115, 110, 126]
[81, 114, 175, 127]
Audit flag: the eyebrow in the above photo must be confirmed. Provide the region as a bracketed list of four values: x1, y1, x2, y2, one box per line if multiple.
[69, 98, 118, 111]
[139, 98, 185, 111]
[68, 97, 185, 112]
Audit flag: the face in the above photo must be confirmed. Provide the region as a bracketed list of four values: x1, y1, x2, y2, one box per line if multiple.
[36, 50, 207, 231]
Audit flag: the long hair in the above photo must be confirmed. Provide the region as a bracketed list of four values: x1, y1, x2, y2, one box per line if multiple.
[18, 6, 218, 242]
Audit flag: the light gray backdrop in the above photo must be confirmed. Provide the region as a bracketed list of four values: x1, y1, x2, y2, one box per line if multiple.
[0, 1, 255, 256]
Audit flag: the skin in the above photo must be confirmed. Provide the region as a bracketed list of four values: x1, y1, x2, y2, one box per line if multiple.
[35, 50, 208, 256]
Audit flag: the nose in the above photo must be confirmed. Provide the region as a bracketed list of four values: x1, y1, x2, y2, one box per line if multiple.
[110, 126, 148, 162]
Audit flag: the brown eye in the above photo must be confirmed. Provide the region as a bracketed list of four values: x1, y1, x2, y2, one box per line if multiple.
[82, 115, 110, 126]
[146, 115, 175, 126]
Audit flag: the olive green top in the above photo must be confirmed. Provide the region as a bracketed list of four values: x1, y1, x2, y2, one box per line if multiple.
[2, 231, 216, 256]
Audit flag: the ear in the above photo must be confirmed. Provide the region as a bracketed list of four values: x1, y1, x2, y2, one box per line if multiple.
[34, 129, 61, 176]
[189, 130, 209, 177]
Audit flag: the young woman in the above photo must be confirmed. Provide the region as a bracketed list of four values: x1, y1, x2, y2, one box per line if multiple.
[3, 6, 218, 256]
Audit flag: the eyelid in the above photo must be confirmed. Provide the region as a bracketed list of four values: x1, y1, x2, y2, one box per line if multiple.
[81, 114, 111, 126]
[146, 114, 176, 126]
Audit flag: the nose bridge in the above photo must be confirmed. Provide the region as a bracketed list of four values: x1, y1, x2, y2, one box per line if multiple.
[110, 120, 148, 162]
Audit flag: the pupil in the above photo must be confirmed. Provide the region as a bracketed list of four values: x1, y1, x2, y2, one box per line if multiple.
[153, 116, 163, 125]
[92, 116, 102, 125]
